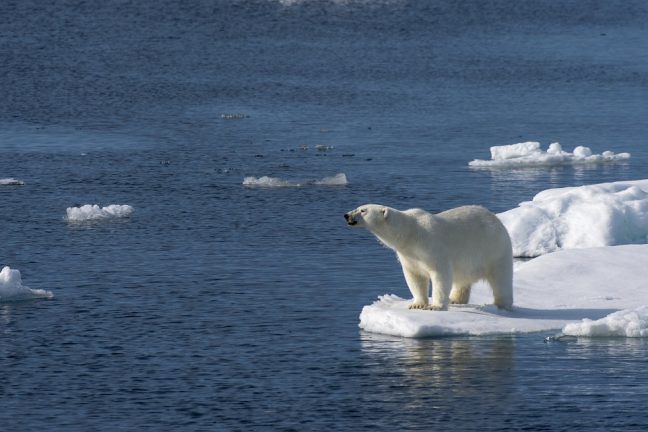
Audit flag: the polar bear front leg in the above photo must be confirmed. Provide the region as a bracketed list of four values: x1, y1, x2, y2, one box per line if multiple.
[429, 269, 452, 311]
[402, 266, 430, 309]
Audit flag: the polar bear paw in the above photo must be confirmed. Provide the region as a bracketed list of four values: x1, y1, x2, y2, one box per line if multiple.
[409, 302, 448, 311]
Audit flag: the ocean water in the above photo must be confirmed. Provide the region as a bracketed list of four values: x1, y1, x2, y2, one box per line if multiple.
[2, 0, 648, 430]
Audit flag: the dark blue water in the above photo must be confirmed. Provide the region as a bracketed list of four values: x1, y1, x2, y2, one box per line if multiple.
[2, 1, 648, 430]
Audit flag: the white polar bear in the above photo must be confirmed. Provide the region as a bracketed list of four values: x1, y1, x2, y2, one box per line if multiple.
[344, 204, 513, 311]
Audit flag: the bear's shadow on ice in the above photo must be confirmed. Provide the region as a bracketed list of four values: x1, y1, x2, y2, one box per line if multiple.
[503, 306, 619, 321]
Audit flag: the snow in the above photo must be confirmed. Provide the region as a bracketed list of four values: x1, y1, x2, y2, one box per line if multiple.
[0, 178, 25, 186]
[243, 173, 348, 187]
[66, 204, 134, 222]
[563, 307, 648, 337]
[0, 266, 53, 301]
[469, 142, 630, 167]
[359, 245, 648, 338]
[498, 179, 648, 257]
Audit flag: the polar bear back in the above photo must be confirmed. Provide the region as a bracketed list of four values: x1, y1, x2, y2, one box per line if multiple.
[403, 205, 511, 283]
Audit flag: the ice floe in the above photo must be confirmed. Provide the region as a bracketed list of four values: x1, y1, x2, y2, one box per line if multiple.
[498, 179, 648, 257]
[66, 204, 134, 222]
[359, 245, 648, 338]
[243, 173, 348, 187]
[0, 266, 53, 301]
[0, 178, 25, 186]
[562, 306, 648, 337]
[469, 142, 630, 167]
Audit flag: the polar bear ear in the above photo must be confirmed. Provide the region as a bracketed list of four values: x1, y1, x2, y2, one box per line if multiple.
[381, 207, 389, 219]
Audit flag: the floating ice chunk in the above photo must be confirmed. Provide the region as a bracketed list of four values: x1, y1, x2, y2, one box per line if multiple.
[312, 173, 347, 186]
[220, 113, 247, 120]
[498, 179, 648, 257]
[0, 266, 53, 301]
[0, 178, 25, 186]
[243, 173, 348, 188]
[359, 245, 648, 338]
[563, 307, 648, 337]
[573, 146, 592, 158]
[489, 141, 541, 160]
[66, 204, 134, 222]
[547, 142, 565, 155]
[315, 144, 334, 152]
[469, 142, 630, 167]
[242, 176, 299, 187]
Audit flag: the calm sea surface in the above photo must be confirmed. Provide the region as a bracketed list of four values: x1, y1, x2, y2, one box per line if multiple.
[2, 1, 648, 430]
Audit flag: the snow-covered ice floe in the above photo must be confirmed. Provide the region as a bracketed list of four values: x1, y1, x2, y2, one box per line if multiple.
[359, 245, 648, 338]
[66, 204, 134, 222]
[0, 178, 25, 186]
[498, 179, 648, 257]
[563, 306, 648, 337]
[243, 173, 348, 187]
[468, 142, 630, 168]
[0, 266, 53, 301]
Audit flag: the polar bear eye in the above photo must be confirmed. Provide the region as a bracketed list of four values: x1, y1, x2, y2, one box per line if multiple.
[360, 208, 367, 214]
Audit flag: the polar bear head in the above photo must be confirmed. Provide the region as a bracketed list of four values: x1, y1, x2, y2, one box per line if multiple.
[344, 204, 390, 228]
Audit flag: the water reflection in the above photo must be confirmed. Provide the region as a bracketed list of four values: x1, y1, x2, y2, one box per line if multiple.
[1, 305, 9, 321]
[359, 332, 516, 424]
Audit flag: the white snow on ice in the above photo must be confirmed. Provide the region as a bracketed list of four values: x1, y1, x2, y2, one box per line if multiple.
[469, 142, 630, 168]
[498, 179, 648, 257]
[359, 245, 648, 338]
[0, 178, 25, 186]
[243, 173, 348, 187]
[0, 266, 53, 301]
[563, 306, 648, 337]
[66, 204, 134, 222]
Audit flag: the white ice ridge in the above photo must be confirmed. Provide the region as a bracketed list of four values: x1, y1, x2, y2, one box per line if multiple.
[468, 141, 630, 167]
[498, 179, 648, 257]
[242, 173, 348, 187]
[563, 306, 648, 337]
[359, 245, 648, 338]
[0, 266, 53, 301]
[66, 204, 134, 222]
[0, 178, 25, 186]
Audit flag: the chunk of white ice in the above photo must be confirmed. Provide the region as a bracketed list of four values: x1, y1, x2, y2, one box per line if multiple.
[0, 266, 53, 301]
[66, 204, 134, 222]
[243, 173, 348, 187]
[0, 178, 25, 186]
[359, 245, 648, 338]
[498, 179, 648, 257]
[469, 142, 630, 167]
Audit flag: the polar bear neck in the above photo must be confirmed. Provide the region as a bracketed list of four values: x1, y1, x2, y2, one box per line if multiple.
[368, 210, 419, 251]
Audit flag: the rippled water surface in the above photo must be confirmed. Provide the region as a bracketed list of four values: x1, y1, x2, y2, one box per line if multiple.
[2, 0, 648, 430]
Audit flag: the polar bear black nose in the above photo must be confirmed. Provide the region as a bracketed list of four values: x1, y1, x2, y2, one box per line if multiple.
[344, 213, 350, 221]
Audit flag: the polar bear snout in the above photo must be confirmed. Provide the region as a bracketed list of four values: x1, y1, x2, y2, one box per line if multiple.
[344, 213, 358, 226]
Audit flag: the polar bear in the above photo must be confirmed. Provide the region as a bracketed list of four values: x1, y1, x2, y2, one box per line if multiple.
[344, 204, 513, 311]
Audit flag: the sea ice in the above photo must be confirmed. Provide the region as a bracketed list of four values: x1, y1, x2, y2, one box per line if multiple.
[243, 173, 348, 187]
[66, 204, 134, 222]
[359, 245, 648, 338]
[498, 179, 648, 257]
[0, 178, 25, 186]
[562, 306, 648, 337]
[469, 142, 630, 167]
[0, 266, 53, 301]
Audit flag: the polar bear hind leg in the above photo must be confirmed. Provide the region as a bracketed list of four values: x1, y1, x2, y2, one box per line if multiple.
[487, 259, 513, 310]
[450, 284, 471, 304]
[430, 269, 452, 311]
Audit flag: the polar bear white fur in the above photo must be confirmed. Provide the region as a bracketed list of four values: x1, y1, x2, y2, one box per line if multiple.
[344, 204, 513, 311]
